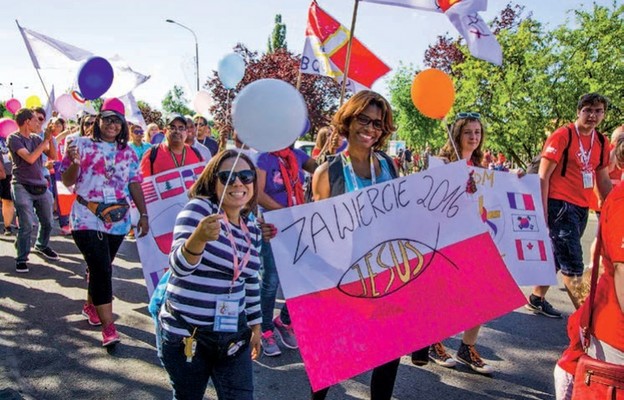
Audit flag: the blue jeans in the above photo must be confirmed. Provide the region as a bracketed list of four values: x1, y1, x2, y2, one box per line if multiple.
[260, 241, 290, 332]
[159, 328, 254, 400]
[547, 199, 588, 277]
[12, 182, 53, 262]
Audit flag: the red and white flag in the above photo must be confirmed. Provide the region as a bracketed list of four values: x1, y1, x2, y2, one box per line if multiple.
[515, 239, 547, 261]
[264, 162, 525, 390]
[360, 0, 502, 65]
[155, 172, 184, 199]
[300, 1, 391, 92]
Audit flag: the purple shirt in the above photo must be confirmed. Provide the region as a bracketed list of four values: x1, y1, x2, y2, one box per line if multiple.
[256, 149, 309, 209]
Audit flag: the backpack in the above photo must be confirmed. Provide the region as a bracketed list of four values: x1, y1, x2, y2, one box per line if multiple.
[148, 144, 203, 175]
[527, 125, 605, 175]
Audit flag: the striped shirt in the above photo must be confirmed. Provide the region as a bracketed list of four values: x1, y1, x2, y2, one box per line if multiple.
[159, 198, 262, 336]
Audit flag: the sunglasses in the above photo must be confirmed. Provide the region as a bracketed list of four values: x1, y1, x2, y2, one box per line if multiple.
[455, 112, 481, 121]
[133, 129, 144, 135]
[217, 169, 256, 185]
[355, 114, 383, 131]
[102, 116, 123, 125]
[196, 122, 207, 127]
[84, 121, 94, 127]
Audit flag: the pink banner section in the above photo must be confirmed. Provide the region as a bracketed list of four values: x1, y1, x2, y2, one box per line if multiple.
[287, 232, 527, 391]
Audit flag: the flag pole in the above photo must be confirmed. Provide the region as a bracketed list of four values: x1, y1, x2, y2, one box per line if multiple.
[295, 69, 302, 91]
[339, 0, 360, 105]
[15, 20, 52, 105]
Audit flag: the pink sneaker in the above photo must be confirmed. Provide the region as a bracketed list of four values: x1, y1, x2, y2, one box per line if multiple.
[81, 303, 101, 326]
[60, 225, 72, 236]
[102, 323, 120, 347]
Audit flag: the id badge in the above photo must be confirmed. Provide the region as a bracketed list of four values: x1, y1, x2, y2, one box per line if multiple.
[102, 187, 117, 203]
[214, 297, 239, 332]
[582, 171, 593, 189]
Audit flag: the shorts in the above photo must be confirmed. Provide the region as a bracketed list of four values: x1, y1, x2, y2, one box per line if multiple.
[0, 175, 12, 200]
[547, 199, 588, 277]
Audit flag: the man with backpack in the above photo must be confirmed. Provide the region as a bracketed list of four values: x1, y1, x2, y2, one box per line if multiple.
[526, 93, 612, 318]
[140, 115, 204, 177]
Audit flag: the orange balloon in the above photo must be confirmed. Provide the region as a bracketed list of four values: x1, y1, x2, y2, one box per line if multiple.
[411, 69, 455, 120]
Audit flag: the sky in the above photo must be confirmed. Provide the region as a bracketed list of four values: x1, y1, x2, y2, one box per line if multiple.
[0, 0, 612, 109]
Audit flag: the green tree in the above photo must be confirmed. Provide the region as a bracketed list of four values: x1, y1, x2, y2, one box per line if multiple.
[389, 2, 624, 167]
[161, 85, 193, 116]
[267, 14, 287, 53]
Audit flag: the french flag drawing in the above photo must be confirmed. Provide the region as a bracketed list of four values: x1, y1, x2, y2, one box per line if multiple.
[515, 239, 547, 261]
[507, 192, 535, 211]
[156, 172, 184, 199]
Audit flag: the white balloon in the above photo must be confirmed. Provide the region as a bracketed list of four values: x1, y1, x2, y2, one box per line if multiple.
[193, 90, 213, 116]
[232, 79, 308, 152]
[217, 53, 246, 89]
[54, 94, 81, 120]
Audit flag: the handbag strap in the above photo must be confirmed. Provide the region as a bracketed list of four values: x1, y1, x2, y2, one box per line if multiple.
[579, 217, 603, 350]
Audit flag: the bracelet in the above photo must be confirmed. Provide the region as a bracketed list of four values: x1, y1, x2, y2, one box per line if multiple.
[139, 213, 148, 219]
[182, 243, 203, 256]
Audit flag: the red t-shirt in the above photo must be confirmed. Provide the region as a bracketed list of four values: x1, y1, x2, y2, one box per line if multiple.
[542, 123, 610, 207]
[558, 182, 624, 374]
[140, 143, 203, 177]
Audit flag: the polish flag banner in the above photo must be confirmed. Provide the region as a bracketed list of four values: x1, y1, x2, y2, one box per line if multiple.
[130, 163, 204, 296]
[515, 239, 548, 261]
[300, 1, 390, 92]
[360, 0, 503, 65]
[264, 162, 526, 391]
[507, 192, 536, 211]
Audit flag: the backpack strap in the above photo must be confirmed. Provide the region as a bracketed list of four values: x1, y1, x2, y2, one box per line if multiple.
[596, 131, 605, 169]
[148, 144, 160, 176]
[328, 155, 346, 197]
[189, 145, 203, 162]
[560, 126, 573, 177]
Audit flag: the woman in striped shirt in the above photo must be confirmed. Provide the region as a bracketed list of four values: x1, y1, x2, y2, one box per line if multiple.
[158, 150, 263, 400]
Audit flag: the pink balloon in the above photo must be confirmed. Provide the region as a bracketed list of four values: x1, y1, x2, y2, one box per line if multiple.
[6, 98, 21, 114]
[54, 94, 81, 120]
[0, 118, 18, 139]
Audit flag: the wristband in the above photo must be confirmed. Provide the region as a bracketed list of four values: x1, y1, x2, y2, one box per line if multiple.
[183, 243, 203, 256]
[140, 213, 148, 219]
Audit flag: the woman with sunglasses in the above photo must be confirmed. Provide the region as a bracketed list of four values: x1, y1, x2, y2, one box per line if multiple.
[311, 90, 400, 400]
[419, 112, 494, 374]
[128, 123, 152, 162]
[158, 149, 263, 400]
[61, 98, 149, 347]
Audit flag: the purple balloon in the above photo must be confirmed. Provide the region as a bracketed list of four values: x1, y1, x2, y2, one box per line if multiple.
[78, 57, 114, 100]
[299, 118, 311, 137]
[151, 132, 164, 144]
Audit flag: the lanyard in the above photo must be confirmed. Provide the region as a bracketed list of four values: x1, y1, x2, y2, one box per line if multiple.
[169, 147, 187, 168]
[221, 213, 252, 284]
[341, 150, 376, 191]
[573, 124, 595, 170]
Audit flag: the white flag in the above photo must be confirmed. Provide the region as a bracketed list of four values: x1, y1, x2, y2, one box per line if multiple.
[445, 0, 502, 65]
[120, 92, 147, 129]
[359, 0, 441, 12]
[359, 0, 502, 65]
[16, 21, 151, 97]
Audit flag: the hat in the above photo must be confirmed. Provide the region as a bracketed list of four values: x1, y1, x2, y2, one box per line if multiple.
[100, 98, 126, 121]
[166, 114, 187, 126]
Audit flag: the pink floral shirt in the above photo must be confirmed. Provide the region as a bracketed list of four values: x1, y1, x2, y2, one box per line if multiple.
[60, 137, 141, 235]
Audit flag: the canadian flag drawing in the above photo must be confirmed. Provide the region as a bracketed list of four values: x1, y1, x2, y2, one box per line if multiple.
[515, 239, 547, 261]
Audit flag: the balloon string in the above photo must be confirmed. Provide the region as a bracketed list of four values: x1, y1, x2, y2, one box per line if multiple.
[444, 117, 461, 161]
[217, 150, 242, 212]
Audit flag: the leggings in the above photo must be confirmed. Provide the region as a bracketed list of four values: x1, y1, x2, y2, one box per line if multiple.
[311, 358, 401, 400]
[72, 230, 124, 306]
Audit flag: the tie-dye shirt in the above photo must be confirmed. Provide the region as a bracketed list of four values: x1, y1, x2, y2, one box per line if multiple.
[60, 136, 141, 235]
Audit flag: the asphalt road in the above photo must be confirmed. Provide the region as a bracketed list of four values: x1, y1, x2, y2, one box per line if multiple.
[0, 214, 597, 400]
